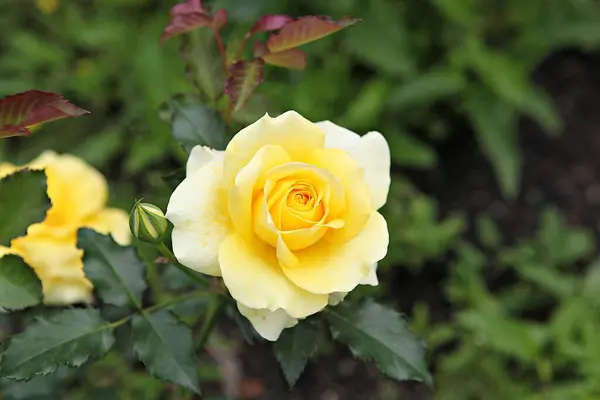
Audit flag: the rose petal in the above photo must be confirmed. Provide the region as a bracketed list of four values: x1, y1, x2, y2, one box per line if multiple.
[228, 145, 290, 240]
[186, 145, 224, 176]
[281, 212, 388, 294]
[10, 227, 92, 305]
[237, 303, 297, 341]
[222, 111, 325, 187]
[167, 153, 230, 276]
[0, 162, 18, 178]
[219, 233, 328, 318]
[307, 148, 371, 243]
[317, 121, 391, 210]
[360, 263, 379, 286]
[328, 292, 348, 306]
[82, 208, 131, 246]
[28, 151, 108, 226]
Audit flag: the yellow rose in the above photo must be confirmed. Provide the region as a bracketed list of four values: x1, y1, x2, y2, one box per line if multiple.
[0, 151, 130, 305]
[166, 112, 390, 340]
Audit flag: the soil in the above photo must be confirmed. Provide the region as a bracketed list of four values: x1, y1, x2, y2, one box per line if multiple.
[199, 49, 600, 400]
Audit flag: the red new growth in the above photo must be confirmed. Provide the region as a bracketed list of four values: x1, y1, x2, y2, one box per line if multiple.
[249, 15, 293, 36]
[161, 0, 213, 42]
[0, 90, 89, 139]
[266, 16, 360, 53]
[225, 60, 265, 112]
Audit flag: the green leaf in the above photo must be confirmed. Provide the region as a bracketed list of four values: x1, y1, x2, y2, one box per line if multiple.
[475, 214, 502, 250]
[0, 90, 89, 138]
[225, 59, 265, 112]
[274, 320, 322, 387]
[457, 310, 546, 362]
[583, 259, 600, 305]
[432, 0, 480, 27]
[0, 255, 42, 310]
[0, 169, 50, 246]
[167, 94, 228, 152]
[266, 16, 360, 53]
[225, 303, 261, 345]
[387, 69, 466, 111]
[0, 309, 114, 380]
[78, 229, 147, 308]
[340, 78, 390, 132]
[464, 88, 521, 199]
[387, 132, 437, 168]
[1, 368, 68, 400]
[181, 28, 226, 100]
[327, 299, 432, 386]
[131, 310, 200, 394]
[468, 44, 561, 135]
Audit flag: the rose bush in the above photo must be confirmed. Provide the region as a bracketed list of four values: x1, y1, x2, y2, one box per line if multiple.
[167, 111, 391, 340]
[0, 151, 130, 304]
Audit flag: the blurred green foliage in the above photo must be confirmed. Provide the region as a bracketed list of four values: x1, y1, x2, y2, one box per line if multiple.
[1, 0, 600, 398]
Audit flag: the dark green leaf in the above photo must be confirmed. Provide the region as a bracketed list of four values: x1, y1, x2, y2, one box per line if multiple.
[0, 367, 68, 400]
[167, 94, 228, 152]
[131, 310, 200, 394]
[327, 299, 432, 386]
[464, 88, 521, 199]
[0, 255, 42, 310]
[0, 309, 114, 380]
[160, 167, 186, 191]
[274, 320, 321, 387]
[0, 169, 49, 246]
[225, 303, 261, 345]
[78, 229, 146, 308]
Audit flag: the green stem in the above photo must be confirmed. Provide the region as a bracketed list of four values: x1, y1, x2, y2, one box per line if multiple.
[195, 294, 224, 351]
[108, 291, 208, 329]
[156, 242, 211, 289]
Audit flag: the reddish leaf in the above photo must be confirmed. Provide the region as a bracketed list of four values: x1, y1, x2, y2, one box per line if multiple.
[253, 42, 269, 58]
[254, 42, 306, 70]
[225, 60, 265, 112]
[261, 49, 306, 70]
[213, 9, 228, 31]
[266, 16, 360, 53]
[172, 0, 205, 13]
[161, 0, 212, 43]
[0, 90, 89, 139]
[249, 14, 293, 35]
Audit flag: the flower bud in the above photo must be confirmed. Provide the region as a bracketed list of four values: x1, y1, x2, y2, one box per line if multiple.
[129, 201, 168, 244]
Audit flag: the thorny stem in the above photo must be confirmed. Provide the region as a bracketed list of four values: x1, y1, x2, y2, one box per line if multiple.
[107, 291, 209, 329]
[211, 27, 228, 76]
[235, 33, 250, 62]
